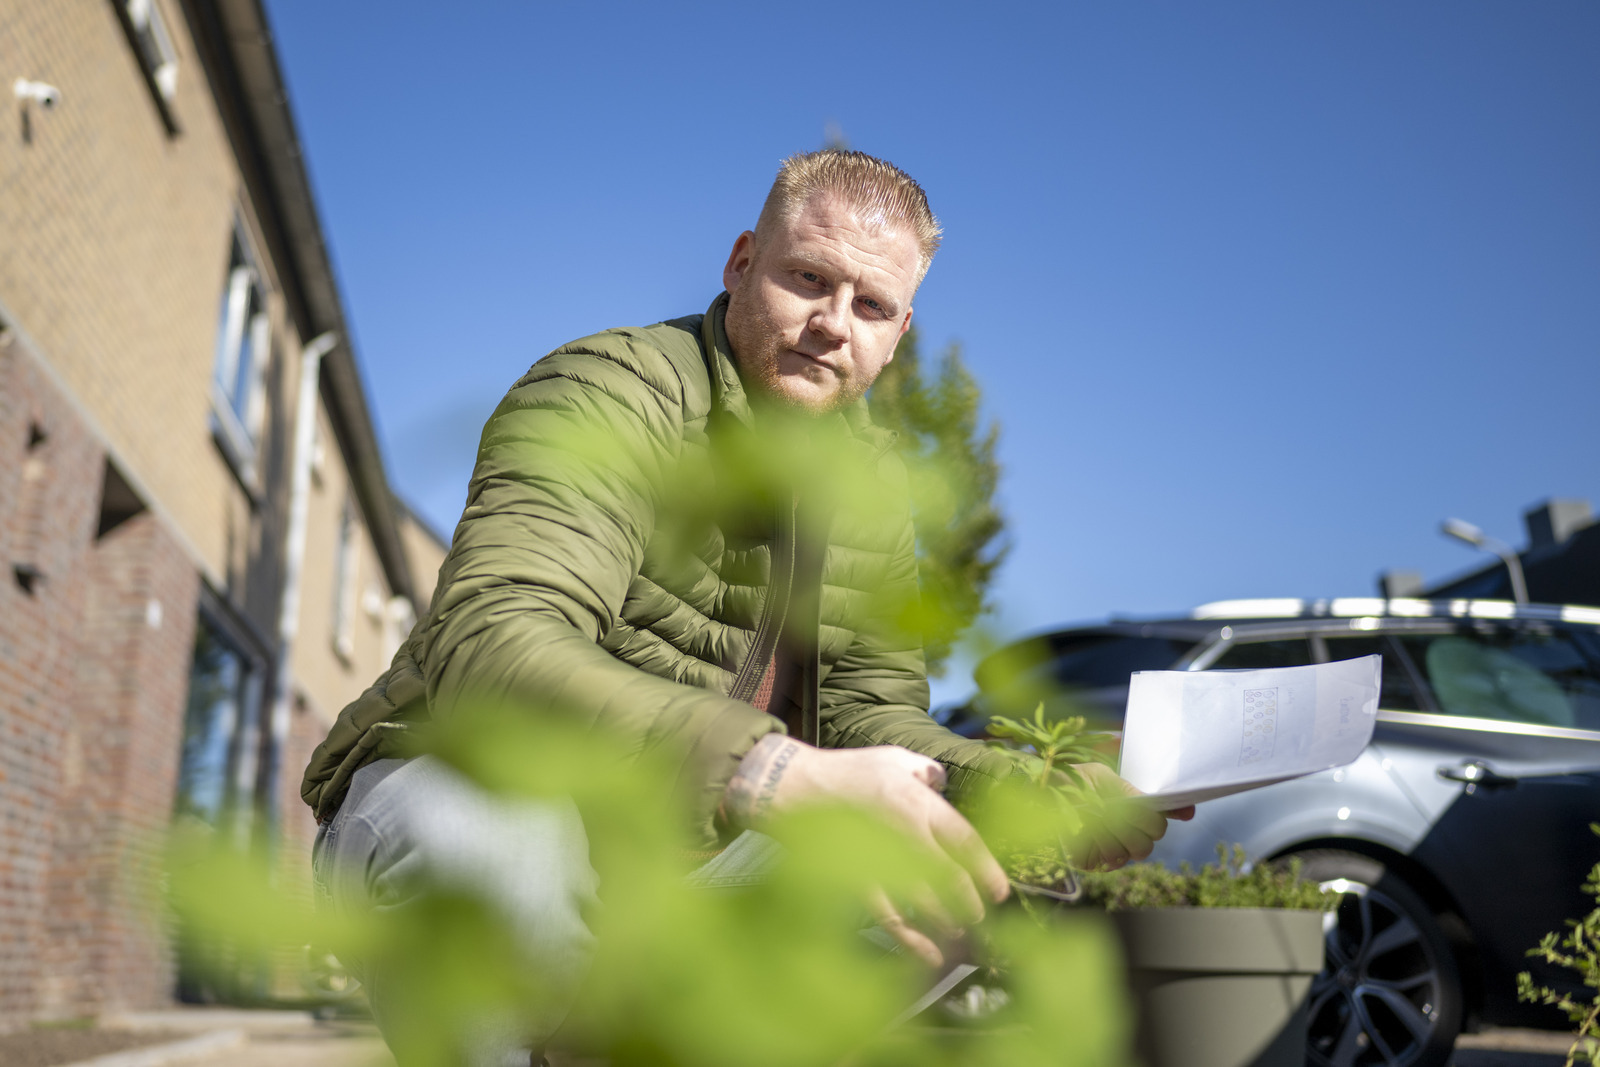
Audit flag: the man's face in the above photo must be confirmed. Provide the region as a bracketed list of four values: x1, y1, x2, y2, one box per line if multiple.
[722, 194, 919, 415]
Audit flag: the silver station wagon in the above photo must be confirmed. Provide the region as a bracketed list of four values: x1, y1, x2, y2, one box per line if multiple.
[946, 597, 1600, 1067]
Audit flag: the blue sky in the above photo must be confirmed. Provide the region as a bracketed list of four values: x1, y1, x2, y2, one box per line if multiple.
[263, 2, 1599, 693]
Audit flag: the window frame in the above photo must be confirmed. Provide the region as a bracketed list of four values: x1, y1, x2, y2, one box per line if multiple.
[209, 222, 272, 495]
[174, 591, 268, 827]
[112, 0, 182, 134]
[331, 493, 361, 663]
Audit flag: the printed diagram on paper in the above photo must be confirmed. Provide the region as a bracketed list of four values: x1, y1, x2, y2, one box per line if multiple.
[1240, 687, 1278, 765]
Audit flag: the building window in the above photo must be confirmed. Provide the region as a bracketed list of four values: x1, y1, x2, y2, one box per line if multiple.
[114, 0, 181, 133]
[174, 612, 261, 827]
[173, 605, 263, 1001]
[210, 227, 270, 488]
[383, 595, 416, 664]
[126, 0, 178, 97]
[332, 494, 360, 661]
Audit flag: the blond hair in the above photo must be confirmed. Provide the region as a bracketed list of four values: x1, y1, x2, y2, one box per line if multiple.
[754, 149, 942, 284]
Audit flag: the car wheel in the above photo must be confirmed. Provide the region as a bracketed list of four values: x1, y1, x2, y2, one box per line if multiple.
[1289, 850, 1462, 1067]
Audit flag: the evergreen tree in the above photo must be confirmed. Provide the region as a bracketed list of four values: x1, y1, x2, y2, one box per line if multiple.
[868, 327, 1008, 675]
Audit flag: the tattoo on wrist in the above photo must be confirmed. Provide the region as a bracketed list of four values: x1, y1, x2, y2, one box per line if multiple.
[724, 734, 802, 828]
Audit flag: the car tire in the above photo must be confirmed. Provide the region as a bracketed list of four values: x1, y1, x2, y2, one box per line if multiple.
[1288, 850, 1462, 1067]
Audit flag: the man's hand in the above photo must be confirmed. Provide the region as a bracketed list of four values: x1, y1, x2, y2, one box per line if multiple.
[1064, 762, 1195, 870]
[723, 735, 1008, 967]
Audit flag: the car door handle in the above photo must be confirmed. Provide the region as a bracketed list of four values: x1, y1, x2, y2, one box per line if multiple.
[1437, 760, 1518, 793]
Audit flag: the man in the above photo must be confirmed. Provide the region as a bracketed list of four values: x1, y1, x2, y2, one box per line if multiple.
[305, 150, 1182, 1064]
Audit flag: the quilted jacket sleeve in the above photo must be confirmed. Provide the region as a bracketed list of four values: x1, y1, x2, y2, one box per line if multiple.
[815, 484, 1019, 811]
[417, 340, 781, 841]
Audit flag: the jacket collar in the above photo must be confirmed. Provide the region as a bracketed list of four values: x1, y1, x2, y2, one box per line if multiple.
[701, 292, 754, 430]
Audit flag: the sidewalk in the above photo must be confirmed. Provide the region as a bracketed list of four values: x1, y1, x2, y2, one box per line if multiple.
[1453, 1027, 1587, 1067]
[6, 1007, 1581, 1066]
[170, 1020, 391, 1067]
[169, 1022, 1576, 1067]
[34, 1008, 394, 1067]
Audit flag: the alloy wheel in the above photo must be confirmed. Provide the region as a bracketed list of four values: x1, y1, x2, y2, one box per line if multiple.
[1306, 877, 1449, 1067]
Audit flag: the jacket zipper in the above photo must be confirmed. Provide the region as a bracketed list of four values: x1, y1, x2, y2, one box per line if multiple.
[728, 495, 798, 704]
[725, 433, 882, 716]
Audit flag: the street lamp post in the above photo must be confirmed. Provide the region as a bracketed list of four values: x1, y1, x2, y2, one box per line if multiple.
[1440, 517, 1529, 605]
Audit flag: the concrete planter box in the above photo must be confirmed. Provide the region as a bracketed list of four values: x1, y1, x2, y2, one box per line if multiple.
[1113, 907, 1325, 1067]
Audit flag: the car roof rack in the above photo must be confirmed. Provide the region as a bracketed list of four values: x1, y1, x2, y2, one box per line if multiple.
[1190, 598, 1600, 626]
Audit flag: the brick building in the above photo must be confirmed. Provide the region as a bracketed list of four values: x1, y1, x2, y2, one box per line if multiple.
[0, 0, 446, 1023]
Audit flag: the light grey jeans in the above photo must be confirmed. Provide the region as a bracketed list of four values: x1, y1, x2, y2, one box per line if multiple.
[311, 757, 597, 1067]
[311, 756, 782, 1067]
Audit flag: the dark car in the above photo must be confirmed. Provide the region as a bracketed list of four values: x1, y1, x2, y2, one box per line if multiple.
[946, 597, 1600, 1067]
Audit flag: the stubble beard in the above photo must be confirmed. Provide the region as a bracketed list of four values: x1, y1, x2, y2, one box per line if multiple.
[725, 296, 867, 417]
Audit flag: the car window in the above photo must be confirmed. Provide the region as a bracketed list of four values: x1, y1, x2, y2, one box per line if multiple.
[1321, 635, 1427, 712]
[1396, 628, 1600, 731]
[1571, 629, 1600, 665]
[972, 634, 1196, 731]
[1042, 635, 1196, 687]
[1209, 638, 1314, 670]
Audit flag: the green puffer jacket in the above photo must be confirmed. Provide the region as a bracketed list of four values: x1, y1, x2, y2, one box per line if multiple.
[301, 294, 1017, 845]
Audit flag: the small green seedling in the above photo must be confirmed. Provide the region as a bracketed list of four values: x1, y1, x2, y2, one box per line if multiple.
[983, 704, 1116, 897]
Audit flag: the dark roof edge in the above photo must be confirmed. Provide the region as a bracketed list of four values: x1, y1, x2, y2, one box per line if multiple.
[1424, 520, 1600, 604]
[181, 0, 414, 607]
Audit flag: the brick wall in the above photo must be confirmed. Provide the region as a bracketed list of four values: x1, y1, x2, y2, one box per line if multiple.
[0, 344, 198, 1022]
[53, 511, 197, 1013]
[0, 344, 102, 1020]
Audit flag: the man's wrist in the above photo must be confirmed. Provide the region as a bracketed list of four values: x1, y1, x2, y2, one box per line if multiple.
[721, 733, 806, 830]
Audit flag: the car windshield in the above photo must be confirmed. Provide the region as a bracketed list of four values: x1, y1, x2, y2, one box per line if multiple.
[1208, 638, 1315, 670]
[1043, 634, 1195, 687]
[975, 633, 1195, 728]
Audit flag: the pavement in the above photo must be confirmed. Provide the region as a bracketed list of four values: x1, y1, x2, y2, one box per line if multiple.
[164, 1023, 392, 1067]
[52, 1009, 395, 1067]
[1452, 1027, 1589, 1067]
[9, 1006, 1585, 1066]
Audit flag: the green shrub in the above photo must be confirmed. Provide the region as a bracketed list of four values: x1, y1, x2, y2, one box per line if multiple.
[1078, 844, 1331, 912]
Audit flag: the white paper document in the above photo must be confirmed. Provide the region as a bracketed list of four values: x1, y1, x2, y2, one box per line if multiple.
[1118, 655, 1381, 809]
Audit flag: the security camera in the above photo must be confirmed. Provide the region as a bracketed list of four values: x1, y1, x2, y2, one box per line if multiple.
[13, 79, 62, 109]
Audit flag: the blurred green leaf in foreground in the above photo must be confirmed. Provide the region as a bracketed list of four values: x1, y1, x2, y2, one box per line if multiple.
[165, 704, 1132, 1066]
